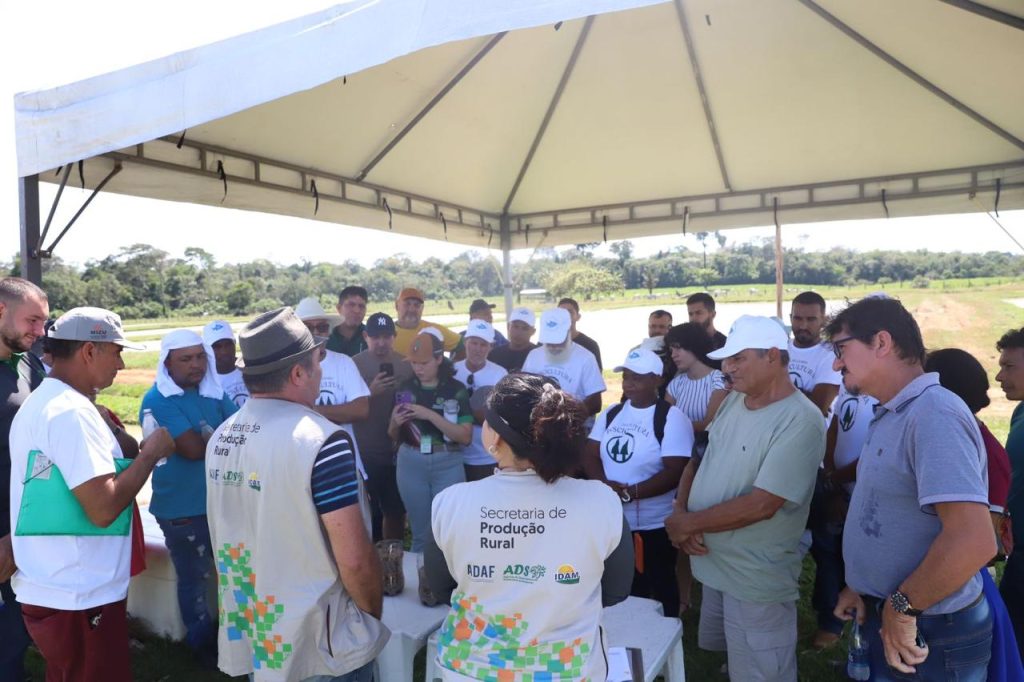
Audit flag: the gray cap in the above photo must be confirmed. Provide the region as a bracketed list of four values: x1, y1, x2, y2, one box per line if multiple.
[239, 307, 324, 375]
[48, 307, 144, 350]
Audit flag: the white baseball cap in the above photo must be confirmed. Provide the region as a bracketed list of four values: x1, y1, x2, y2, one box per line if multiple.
[509, 307, 536, 328]
[614, 348, 663, 376]
[202, 320, 235, 347]
[707, 315, 789, 360]
[464, 319, 495, 343]
[538, 308, 571, 344]
[639, 336, 665, 353]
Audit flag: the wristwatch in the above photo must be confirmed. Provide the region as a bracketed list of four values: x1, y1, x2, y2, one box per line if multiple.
[889, 589, 923, 617]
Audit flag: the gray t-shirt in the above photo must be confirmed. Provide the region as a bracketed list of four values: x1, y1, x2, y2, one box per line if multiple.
[689, 390, 826, 603]
[351, 349, 414, 462]
[843, 373, 988, 615]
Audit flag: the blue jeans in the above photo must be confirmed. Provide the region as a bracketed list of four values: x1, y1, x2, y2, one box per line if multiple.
[248, 660, 375, 682]
[1000, 546, 1024, 659]
[0, 581, 30, 681]
[157, 514, 217, 653]
[863, 593, 992, 681]
[395, 445, 465, 552]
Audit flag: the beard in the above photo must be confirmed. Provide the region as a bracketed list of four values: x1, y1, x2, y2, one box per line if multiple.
[544, 346, 570, 365]
[792, 329, 818, 347]
[1, 329, 34, 353]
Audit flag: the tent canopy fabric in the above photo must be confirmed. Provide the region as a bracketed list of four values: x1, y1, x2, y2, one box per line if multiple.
[15, 0, 1024, 250]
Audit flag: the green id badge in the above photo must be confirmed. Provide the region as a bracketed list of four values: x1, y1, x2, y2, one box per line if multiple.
[420, 434, 433, 454]
[15, 450, 133, 537]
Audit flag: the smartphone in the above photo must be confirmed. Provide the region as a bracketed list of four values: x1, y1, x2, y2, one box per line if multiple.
[381, 362, 394, 378]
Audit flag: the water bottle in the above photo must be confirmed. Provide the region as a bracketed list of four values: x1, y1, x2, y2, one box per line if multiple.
[847, 619, 870, 681]
[142, 409, 167, 467]
[442, 399, 459, 443]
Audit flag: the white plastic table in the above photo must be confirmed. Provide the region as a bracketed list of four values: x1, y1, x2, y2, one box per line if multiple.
[424, 596, 685, 682]
[378, 551, 449, 682]
[602, 599, 685, 682]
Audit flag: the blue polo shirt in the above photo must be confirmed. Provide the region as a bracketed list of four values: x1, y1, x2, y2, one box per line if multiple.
[140, 385, 238, 519]
[843, 373, 988, 615]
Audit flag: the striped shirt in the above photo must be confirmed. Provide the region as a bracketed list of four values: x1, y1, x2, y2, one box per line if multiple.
[666, 370, 726, 424]
[310, 430, 359, 514]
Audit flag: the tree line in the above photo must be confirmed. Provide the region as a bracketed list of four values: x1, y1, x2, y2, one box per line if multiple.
[7, 238, 1022, 319]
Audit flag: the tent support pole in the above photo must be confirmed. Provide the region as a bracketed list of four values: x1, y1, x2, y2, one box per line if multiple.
[674, 0, 731, 191]
[503, 16, 594, 214]
[19, 175, 42, 285]
[774, 207, 784, 319]
[938, 0, 1024, 31]
[500, 214, 513, 316]
[799, 0, 1024, 152]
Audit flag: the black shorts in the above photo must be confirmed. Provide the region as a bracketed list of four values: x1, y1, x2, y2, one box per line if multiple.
[363, 459, 405, 517]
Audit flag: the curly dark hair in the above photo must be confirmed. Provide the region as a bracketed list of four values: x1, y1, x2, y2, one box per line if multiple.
[487, 372, 588, 483]
[997, 328, 1024, 352]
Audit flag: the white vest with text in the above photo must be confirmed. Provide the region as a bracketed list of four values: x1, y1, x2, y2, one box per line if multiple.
[206, 397, 388, 681]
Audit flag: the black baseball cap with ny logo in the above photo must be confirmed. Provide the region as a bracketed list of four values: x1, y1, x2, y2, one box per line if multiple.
[365, 312, 396, 337]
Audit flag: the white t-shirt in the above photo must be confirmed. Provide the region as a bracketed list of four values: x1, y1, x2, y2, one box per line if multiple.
[317, 350, 371, 477]
[431, 471, 623, 682]
[521, 344, 606, 402]
[787, 341, 841, 395]
[216, 368, 249, 408]
[9, 377, 131, 610]
[317, 350, 370, 408]
[453, 360, 508, 466]
[830, 385, 876, 494]
[666, 370, 726, 424]
[589, 401, 694, 530]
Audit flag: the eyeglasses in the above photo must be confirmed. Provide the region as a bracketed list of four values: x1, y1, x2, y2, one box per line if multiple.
[307, 321, 331, 334]
[831, 334, 871, 360]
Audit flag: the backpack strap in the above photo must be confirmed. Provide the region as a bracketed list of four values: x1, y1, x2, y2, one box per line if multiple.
[653, 400, 671, 445]
[606, 401, 670, 445]
[604, 402, 625, 430]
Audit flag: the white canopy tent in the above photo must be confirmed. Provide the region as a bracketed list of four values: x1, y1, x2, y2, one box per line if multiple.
[14, 0, 1024, 313]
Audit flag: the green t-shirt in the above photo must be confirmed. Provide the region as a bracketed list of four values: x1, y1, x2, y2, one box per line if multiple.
[399, 375, 473, 444]
[688, 390, 825, 603]
[326, 323, 367, 357]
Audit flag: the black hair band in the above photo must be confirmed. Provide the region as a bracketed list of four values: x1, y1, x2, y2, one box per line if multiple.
[485, 407, 536, 459]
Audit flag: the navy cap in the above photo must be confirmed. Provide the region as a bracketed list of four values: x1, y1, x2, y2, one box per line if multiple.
[365, 312, 396, 337]
[469, 298, 495, 314]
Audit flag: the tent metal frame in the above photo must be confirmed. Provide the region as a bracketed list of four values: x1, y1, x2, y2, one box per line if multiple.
[74, 137, 1024, 245]
[19, 132, 1023, 284]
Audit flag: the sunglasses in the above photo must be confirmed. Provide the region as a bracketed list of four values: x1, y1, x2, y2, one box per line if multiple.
[466, 372, 475, 396]
[307, 321, 331, 335]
